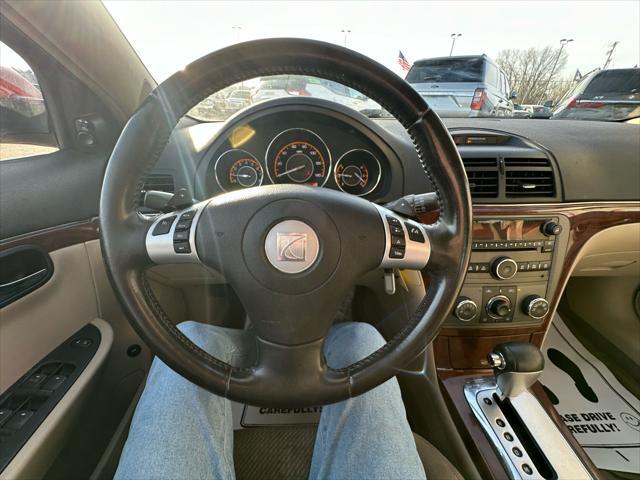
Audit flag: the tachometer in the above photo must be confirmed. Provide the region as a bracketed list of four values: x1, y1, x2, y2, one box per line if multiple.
[334, 149, 381, 196]
[266, 128, 331, 186]
[214, 149, 263, 191]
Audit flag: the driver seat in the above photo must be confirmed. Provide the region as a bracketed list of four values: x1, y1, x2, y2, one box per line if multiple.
[233, 426, 464, 480]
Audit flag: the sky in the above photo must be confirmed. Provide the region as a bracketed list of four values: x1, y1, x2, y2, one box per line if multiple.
[102, 0, 640, 82]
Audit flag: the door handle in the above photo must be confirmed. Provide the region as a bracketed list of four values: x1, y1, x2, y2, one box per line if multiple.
[0, 245, 53, 308]
[0, 267, 48, 289]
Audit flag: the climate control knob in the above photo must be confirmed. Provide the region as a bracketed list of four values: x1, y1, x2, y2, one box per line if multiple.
[491, 256, 518, 280]
[454, 297, 479, 322]
[523, 295, 550, 319]
[486, 295, 513, 320]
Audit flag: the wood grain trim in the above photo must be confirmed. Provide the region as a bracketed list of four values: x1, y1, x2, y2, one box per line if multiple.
[0, 218, 99, 253]
[530, 382, 602, 480]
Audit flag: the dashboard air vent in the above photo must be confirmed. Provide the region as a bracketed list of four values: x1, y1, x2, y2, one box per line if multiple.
[142, 174, 175, 193]
[463, 158, 498, 198]
[139, 174, 175, 204]
[504, 158, 555, 197]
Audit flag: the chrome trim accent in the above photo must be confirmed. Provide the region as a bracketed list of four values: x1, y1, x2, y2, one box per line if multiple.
[334, 148, 382, 197]
[525, 296, 550, 320]
[486, 294, 512, 319]
[214, 149, 263, 192]
[474, 201, 640, 208]
[264, 220, 320, 274]
[0, 268, 47, 288]
[464, 379, 536, 480]
[264, 127, 332, 187]
[464, 378, 593, 480]
[493, 257, 518, 279]
[145, 200, 207, 264]
[373, 204, 430, 270]
[488, 352, 505, 370]
[454, 298, 478, 322]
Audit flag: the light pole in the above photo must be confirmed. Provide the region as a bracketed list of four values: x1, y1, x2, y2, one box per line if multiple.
[542, 38, 573, 102]
[232, 25, 242, 43]
[341, 29, 351, 47]
[449, 33, 462, 56]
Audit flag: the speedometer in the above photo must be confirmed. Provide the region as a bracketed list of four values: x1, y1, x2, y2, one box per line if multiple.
[266, 128, 331, 186]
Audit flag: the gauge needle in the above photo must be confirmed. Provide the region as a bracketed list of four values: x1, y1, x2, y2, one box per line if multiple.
[353, 171, 365, 183]
[277, 165, 305, 177]
[230, 173, 254, 178]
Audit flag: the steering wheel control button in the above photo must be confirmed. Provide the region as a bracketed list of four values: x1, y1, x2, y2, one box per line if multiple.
[386, 216, 401, 227]
[491, 256, 518, 280]
[454, 297, 479, 322]
[405, 223, 425, 243]
[179, 210, 196, 220]
[389, 246, 405, 259]
[152, 215, 176, 236]
[173, 230, 189, 242]
[175, 219, 192, 231]
[264, 220, 320, 274]
[389, 224, 403, 236]
[174, 242, 191, 254]
[390, 235, 406, 247]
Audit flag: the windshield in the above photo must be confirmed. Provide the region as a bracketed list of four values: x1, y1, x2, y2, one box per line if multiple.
[104, 1, 640, 122]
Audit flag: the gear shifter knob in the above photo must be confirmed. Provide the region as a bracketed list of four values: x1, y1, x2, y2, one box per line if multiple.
[488, 342, 544, 398]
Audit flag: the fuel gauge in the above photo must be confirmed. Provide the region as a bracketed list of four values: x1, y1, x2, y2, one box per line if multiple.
[334, 149, 381, 196]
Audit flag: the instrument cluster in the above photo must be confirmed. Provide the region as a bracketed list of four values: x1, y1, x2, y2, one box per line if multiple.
[206, 109, 388, 199]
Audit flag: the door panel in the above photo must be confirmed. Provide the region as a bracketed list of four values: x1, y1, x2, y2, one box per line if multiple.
[0, 243, 97, 393]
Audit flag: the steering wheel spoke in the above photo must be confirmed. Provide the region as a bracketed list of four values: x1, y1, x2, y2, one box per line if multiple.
[145, 201, 208, 265]
[231, 337, 349, 406]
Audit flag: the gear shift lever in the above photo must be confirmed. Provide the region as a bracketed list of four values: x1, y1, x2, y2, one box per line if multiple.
[488, 342, 544, 398]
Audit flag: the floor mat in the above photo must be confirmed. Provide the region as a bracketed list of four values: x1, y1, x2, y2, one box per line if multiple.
[233, 426, 317, 480]
[541, 316, 640, 474]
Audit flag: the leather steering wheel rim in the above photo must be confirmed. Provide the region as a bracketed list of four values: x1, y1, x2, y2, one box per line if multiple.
[100, 38, 471, 407]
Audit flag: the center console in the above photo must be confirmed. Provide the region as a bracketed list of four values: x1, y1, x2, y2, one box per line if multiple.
[446, 216, 568, 328]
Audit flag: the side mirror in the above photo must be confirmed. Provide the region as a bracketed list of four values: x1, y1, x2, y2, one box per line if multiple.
[509, 91, 517, 100]
[543, 100, 553, 108]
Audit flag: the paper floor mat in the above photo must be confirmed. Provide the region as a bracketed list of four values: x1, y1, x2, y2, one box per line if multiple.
[540, 316, 640, 474]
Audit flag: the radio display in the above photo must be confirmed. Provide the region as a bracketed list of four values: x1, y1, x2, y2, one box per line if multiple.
[472, 219, 544, 240]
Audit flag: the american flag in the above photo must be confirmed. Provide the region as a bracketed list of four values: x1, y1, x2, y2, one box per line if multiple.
[398, 51, 411, 71]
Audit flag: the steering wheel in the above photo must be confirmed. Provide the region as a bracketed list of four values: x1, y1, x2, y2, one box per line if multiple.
[100, 39, 471, 407]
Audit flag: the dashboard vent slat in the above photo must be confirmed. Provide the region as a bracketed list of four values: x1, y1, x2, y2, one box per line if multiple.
[463, 158, 499, 198]
[505, 169, 555, 197]
[503, 158, 550, 168]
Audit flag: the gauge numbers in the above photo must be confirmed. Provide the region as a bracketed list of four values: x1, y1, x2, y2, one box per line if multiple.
[334, 149, 381, 196]
[214, 149, 263, 191]
[266, 128, 331, 186]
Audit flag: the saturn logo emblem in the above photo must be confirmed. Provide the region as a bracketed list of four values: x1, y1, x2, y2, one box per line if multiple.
[265, 220, 320, 273]
[277, 232, 307, 261]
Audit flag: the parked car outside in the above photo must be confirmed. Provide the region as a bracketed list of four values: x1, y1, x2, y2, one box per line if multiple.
[251, 75, 384, 115]
[552, 68, 640, 121]
[512, 103, 532, 118]
[405, 54, 515, 117]
[521, 104, 553, 119]
[223, 89, 252, 113]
